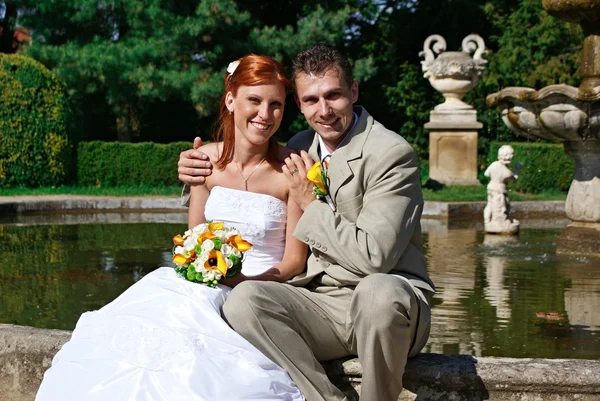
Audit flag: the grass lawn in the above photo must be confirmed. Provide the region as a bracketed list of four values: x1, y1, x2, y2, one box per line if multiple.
[422, 185, 566, 202]
[1, 184, 567, 202]
[0, 185, 182, 197]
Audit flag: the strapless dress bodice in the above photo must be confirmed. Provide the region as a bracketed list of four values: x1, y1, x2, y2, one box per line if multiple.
[204, 186, 287, 276]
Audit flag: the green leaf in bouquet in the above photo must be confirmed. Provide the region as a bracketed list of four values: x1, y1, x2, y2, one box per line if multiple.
[228, 255, 240, 265]
[213, 239, 222, 250]
[195, 272, 203, 282]
[186, 268, 195, 281]
[226, 263, 242, 278]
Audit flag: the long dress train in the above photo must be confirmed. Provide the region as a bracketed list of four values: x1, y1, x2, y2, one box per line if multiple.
[36, 186, 304, 401]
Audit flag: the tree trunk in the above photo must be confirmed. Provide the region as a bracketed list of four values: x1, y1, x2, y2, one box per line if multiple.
[116, 107, 132, 142]
[0, 1, 17, 54]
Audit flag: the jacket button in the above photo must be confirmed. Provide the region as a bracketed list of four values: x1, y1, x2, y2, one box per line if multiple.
[309, 240, 315, 245]
[316, 242, 321, 248]
[304, 237, 309, 242]
[322, 246, 328, 252]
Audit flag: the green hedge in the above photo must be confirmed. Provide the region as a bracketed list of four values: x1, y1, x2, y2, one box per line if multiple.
[0, 54, 74, 188]
[487, 142, 573, 193]
[77, 141, 193, 186]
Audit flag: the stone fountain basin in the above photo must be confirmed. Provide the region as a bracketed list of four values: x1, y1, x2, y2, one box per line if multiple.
[486, 84, 599, 142]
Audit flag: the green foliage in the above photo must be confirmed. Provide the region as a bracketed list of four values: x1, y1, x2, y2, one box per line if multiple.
[17, 0, 359, 143]
[77, 141, 192, 186]
[385, 62, 439, 159]
[487, 142, 574, 193]
[0, 53, 74, 188]
[20, 0, 255, 141]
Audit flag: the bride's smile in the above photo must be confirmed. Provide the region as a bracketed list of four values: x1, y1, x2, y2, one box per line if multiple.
[226, 80, 286, 146]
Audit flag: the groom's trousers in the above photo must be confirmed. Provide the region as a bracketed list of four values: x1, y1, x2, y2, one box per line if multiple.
[223, 273, 432, 401]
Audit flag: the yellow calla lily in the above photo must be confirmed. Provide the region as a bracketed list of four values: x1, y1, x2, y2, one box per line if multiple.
[307, 162, 327, 194]
[172, 253, 189, 265]
[204, 250, 228, 276]
[228, 234, 253, 252]
[197, 231, 218, 244]
[172, 234, 185, 246]
[208, 222, 224, 232]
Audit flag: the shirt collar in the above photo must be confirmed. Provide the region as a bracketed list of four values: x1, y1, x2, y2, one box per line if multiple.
[318, 112, 359, 162]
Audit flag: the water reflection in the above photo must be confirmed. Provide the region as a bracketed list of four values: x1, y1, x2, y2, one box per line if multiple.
[421, 218, 600, 359]
[482, 235, 517, 324]
[422, 220, 482, 356]
[0, 215, 599, 359]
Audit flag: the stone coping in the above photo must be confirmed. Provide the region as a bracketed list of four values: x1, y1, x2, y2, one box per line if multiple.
[1, 324, 599, 401]
[0, 195, 566, 220]
[0, 195, 186, 214]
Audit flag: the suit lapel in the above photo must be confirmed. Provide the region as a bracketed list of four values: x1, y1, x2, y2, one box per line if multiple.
[328, 107, 371, 201]
[307, 134, 320, 162]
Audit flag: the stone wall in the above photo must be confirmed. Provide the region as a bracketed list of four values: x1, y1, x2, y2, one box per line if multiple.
[2, 324, 599, 401]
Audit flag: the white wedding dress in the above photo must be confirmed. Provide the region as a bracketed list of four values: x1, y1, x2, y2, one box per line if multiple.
[36, 186, 303, 401]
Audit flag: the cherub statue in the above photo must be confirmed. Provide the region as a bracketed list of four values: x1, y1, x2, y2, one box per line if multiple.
[483, 145, 522, 234]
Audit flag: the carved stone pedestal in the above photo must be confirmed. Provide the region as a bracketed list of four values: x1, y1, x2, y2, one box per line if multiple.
[557, 141, 600, 256]
[425, 110, 481, 187]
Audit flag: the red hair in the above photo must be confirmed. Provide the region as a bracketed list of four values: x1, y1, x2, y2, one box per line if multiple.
[213, 54, 293, 169]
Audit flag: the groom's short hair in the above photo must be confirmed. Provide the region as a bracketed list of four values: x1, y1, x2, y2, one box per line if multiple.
[292, 43, 354, 89]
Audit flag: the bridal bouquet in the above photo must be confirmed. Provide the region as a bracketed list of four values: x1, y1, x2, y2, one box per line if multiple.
[171, 221, 252, 288]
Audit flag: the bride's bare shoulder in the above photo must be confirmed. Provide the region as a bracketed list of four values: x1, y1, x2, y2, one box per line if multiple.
[198, 142, 222, 162]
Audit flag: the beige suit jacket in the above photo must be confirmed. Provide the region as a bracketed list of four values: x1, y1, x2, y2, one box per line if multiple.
[286, 106, 434, 294]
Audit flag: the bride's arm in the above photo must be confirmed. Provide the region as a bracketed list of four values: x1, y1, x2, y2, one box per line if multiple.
[265, 195, 308, 280]
[188, 143, 219, 228]
[224, 195, 308, 286]
[188, 178, 210, 228]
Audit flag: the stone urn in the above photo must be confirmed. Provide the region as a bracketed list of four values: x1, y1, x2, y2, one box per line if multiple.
[420, 34, 488, 110]
[421, 34, 487, 187]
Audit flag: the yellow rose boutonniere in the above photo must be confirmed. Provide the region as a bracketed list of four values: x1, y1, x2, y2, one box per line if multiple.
[307, 161, 328, 198]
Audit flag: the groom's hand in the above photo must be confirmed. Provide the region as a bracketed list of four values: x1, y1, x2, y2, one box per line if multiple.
[221, 273, 248, 288]
[178, 137, 213, 185]
[283, 151, 316, 211]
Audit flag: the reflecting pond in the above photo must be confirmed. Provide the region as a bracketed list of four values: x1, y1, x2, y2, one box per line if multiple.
[1, 213, 599, 359]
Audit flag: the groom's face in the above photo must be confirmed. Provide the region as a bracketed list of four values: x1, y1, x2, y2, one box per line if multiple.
[294, 66, 358, 150]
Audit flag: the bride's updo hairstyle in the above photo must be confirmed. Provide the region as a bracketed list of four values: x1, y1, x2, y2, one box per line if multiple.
[214, 54, 292, 169]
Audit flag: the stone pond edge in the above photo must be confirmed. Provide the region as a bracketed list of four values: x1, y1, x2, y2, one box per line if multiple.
[0, 195, 566, 220]
[2, 323, 599, 401]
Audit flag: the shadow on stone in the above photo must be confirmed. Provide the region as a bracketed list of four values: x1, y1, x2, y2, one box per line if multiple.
[403, 354, 489, 400]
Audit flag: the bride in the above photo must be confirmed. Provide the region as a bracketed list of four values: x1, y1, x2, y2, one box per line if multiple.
[36, 55, 307, 401]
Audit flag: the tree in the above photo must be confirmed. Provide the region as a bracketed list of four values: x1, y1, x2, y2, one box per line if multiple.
[0, 54, 74, 188]
[17, 0, 358, 143]
[19, 0, 256, 142]
[0, 1, 17, 53]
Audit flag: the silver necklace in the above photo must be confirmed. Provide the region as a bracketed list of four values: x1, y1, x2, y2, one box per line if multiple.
[235, 157, 266, 191]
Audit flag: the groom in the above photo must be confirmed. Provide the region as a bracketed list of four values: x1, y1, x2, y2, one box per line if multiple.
[178, 43, 434, 401]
